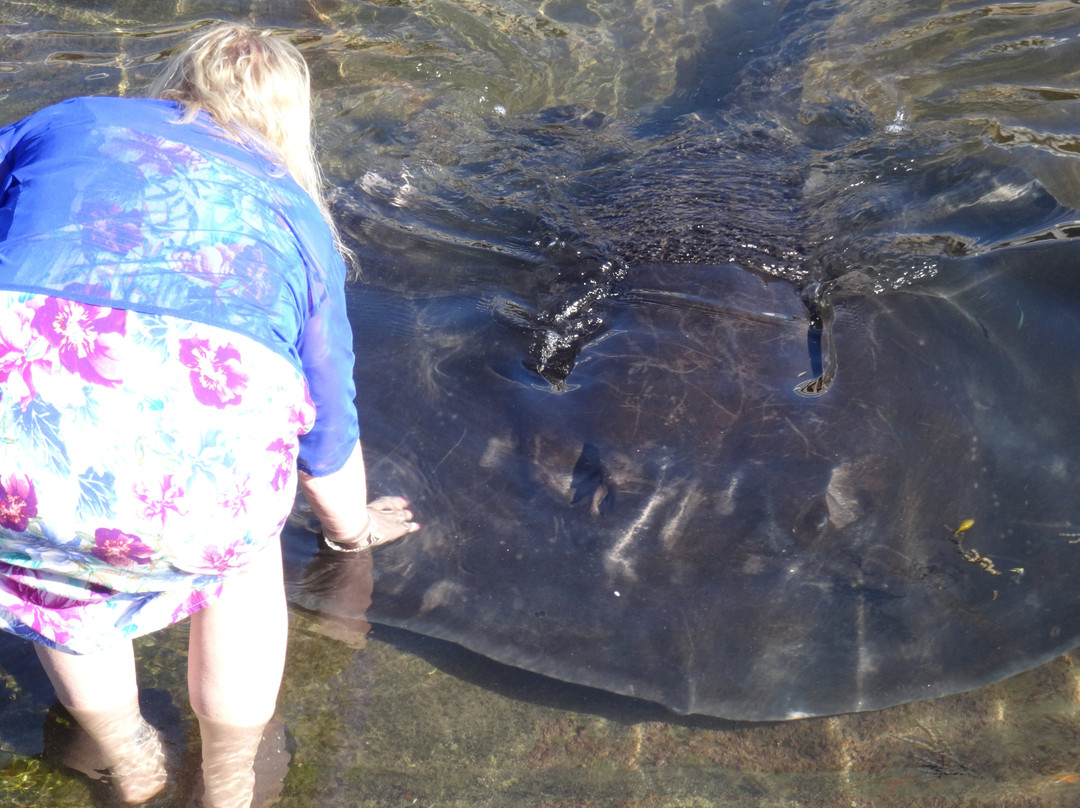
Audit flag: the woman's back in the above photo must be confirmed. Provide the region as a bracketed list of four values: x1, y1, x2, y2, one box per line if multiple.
[0, 95, 344, 373]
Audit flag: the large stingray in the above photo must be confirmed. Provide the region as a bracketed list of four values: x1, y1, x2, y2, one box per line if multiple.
[282, 0, 1080, 721]
[281, 236, 1080, 721]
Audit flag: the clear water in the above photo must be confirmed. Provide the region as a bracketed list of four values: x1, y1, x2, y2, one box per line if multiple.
[4, 0, 1080, 805]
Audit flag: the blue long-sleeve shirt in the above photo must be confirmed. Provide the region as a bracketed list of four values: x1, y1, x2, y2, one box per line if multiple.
[0, 96, 359, 476]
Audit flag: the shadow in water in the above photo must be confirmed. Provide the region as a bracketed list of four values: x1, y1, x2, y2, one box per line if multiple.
[370, 623, 754, 733]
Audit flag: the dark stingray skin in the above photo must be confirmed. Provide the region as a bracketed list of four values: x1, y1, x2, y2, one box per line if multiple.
[285, 242, 1080, 721]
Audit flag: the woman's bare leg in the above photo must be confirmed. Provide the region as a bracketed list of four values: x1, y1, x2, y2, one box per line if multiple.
[35, 641, 166, 803]
[187, 542, 288, 808]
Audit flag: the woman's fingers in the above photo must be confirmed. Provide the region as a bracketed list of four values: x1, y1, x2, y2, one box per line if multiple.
[366, 497, 421, 541]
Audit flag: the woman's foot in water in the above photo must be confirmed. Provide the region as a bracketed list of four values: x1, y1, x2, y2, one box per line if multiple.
[195, 717, 292, 808]
[61, 700, 168, 804]
[103, 718, 168, 804]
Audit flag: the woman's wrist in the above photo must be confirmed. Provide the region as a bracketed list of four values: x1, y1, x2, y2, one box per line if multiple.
[321, 512, 382, 552]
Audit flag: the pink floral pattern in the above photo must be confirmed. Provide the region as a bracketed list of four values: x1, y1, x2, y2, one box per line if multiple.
[0, 473, 37, 531]
[178, 336, 248, 408]
[0, 305, 54, 408]
[169, 583, 224, 626]
[81, 203, 145, 256]
[106, 130, 208, 179]
[289, 396, 316, 434]
[0, 564, 110, 648]
[200, 540, 249, 574]
[0, 297, 317, 653]
[266, 437, 296, 492]
[31, 298, 126, 387]
[169, 243, 246, 278]
[91, 527, 153, 567]
[220, 479, 251, 518]
[134, 475, 187, 526]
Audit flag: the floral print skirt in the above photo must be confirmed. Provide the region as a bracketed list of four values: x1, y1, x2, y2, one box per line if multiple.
[0, 291, 315, 654]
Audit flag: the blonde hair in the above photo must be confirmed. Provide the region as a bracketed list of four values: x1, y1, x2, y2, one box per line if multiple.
[149, 23, 348, 260]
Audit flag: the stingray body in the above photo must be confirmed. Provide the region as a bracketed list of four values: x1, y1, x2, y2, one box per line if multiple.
[284, 241, 1080, 721]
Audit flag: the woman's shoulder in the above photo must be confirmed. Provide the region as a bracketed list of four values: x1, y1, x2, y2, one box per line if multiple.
[1, 96, 187, 160]
[10, 95, 180, 131]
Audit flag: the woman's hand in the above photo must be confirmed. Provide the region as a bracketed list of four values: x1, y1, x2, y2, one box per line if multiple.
[299, 441, 420, 551]
[319, 497, 419, 551]
[364, 496, 420, 545]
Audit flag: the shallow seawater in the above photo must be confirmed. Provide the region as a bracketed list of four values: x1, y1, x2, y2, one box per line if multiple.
[4, 0, 1080, 805]
[7, 617, 1080, 807]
